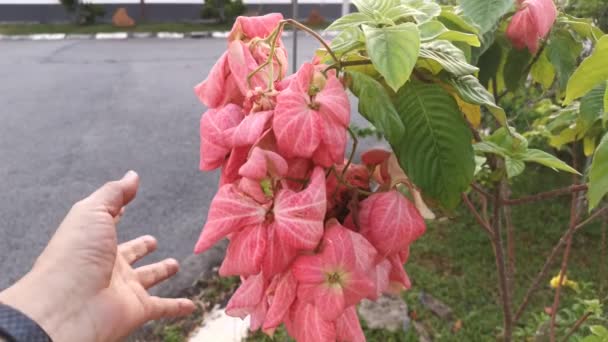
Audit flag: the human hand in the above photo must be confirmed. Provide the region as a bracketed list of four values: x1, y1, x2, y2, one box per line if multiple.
[0, 171, 196, 341]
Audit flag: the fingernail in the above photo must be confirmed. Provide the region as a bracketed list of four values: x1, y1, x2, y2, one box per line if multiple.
[123, 170, 137, 180]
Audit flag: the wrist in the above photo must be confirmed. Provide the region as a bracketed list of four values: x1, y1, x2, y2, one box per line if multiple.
[0, 271, 72, 341]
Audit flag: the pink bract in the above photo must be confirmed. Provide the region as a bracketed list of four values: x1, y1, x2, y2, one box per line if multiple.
[506, 0, 557, 53]
[273, 63, 350, 165]
[229, 13, 284, 42]
[199, 104, 243, 171]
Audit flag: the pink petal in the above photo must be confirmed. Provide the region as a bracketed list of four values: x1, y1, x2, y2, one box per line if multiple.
[232, 111, 273, 147]
[314, 285, 346, 321]
[225, 273, 265, 319]
[292, 255, 325, 283]
[264, 271, 298, 330]
[312, 141, 337, 168]
[322, 220, 378, 273]
[360, 190, 426, 257]
[316, 72, 351, 127]
[219, 223, 267, 276]
[506, 0, 556, 53]
[199, 104, 244, 171]
[219, 146, 250, 186]
[238, 177, 271, 204]
[274, 89, 322, 159]
[194, 52, 244, 108]
[342, 269, 376, 307]
[238, 147, 288, 180]
[292, 301, 337, 342]
[361, 149, 391, 166]
[371, 259, 392, 298]
[388, 253, 412, 292]
[229, 13, 284, 41]
[262, 223, 299, 277]
[274, 167, 326, 249]
[228, 40, 268, 94]
[336, 306, 366, 342]
[194, 184, 268, 254]
[249, 300, 269, 331]
[284, 157, 313, 190]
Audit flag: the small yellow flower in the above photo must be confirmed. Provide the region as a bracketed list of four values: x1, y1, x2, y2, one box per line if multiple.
[549, 273, 580, 292]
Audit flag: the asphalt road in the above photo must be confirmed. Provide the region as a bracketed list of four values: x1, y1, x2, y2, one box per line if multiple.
[0, 36, 376, 289]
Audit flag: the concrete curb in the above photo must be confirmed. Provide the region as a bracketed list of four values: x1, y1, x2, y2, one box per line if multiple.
[0, 29, 337, 41]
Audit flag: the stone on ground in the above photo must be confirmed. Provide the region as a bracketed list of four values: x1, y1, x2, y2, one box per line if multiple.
[358, 295, 410, 332]
[189, 306, 249, 342]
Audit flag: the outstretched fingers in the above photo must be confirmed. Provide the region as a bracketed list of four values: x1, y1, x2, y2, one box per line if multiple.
[136, 258, 179, 289]
[119, 235, 158, 265]
[84, 170, 140, 217]
[147, 297, 196, 321]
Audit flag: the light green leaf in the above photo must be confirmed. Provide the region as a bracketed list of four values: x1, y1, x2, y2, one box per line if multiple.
[449, 75, 507, 126]
[458, 0, 514, 33]
[400, 0, 441, 23]
[384, 5, 425, 22]
[363, 23, 420, 92]
[328, 27, 365, 58]
[347, 71, 405, 146]
[580, 83, 607, 129]
[325, 12, 375, 32]
[474, 155, 487, 176]
[520, 149, 580, 174]
[590, 325, 608, 337]
[530, 49, 555, 90]
[394, 81, 475, 209]
[419, 40, 479, 76]
[488, 127, 528, 153]
[548, 29, 582, 93]
[588, 132, 608, 210]
[437, 7, 479, 34]
[505, 157, 525, 178]
[557, 14, 604, 42]
[418, 20, 480, 46]
[474, 141, 508, 157]
[351, 0, 398, 16]
[604, 82, 608, 124]
[564, 35, 608, 105]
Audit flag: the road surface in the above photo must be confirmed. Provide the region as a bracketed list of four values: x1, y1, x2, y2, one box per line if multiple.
[0, 36, 377, 289]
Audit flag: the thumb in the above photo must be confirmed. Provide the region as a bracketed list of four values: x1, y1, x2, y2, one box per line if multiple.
[84, 170, 139, 216]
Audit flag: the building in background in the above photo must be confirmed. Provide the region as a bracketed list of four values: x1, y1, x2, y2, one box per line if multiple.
[0, 0, 352, 23]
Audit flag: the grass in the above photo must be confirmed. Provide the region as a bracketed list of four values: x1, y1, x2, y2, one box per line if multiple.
[0, 22, 233, 35]
[247, 167, 607, 341]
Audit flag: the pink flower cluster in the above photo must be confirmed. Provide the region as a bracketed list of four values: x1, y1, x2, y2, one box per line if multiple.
[506, 0, 557, 53]
[193, 14, 426, 341]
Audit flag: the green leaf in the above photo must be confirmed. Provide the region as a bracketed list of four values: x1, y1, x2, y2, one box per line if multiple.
[419, 40, 479, 76]
[588, 132, 608, 210]
[449, 75, 507, 126]
[400, 0, 441, 23]
[604, 82, 608, 124]
[474, 141, 508, 157]
[590, 325, 608, 337]
[530, 49, 556, 90]
[330, 27, 365, 56]
[503, 48, 532, 92]
[548, 29, 582, 94]
[351, 0, 398, 16]
[458, 0, 514, 33]
[505, 157, 525, 178]
[418, 20, 480, 47]
[363, 23, 420, 92]
[437, 7, 479, 34]
[325, 12, 375, 32]
[477, 41, 503, 87]
[564, 35, 608, 105]
[347, 71, 405, 146]
[557, 14, 604, 42]
[394, 81, 475, 209]
[519, 149, 580, 174]
[580, 83, 607, 129]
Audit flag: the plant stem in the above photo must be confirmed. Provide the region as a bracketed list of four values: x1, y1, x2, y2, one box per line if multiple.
[471, 182, 493, 200]
[522, 41, 547, 78]
[342, 127, 358, 177]
[492, 184, 514, 342]
[561, 312, 592, 342]
[513, 205, 608, 322]
[601, 219, 607, 297]
[282, 19, 339, 64]
[462, 193, 494, 238]
[502, 184, 588, 206]
[502, 182, 516, 299]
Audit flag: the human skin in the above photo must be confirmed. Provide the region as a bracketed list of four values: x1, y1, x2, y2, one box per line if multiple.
[0, 171, 196, 341]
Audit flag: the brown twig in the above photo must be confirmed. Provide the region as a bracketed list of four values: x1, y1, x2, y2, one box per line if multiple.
[492, 185, 514, 342]
[342, 127, 358, 177]
[471, 182, 493, 200]
[502, 182, 516, 298]
[462, 193, 494, 238]
[502, 184, 588, 206]
[600, 219, 607, 297]
[514, 205, 608, 322]
[560, 312, 592, 342]
[282, 19, 339, 64]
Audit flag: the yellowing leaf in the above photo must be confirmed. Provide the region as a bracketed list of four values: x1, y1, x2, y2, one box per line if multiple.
[584, 136, 597, 157]
[588, 132, 608, 210]
[456, 96, 482, 128]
